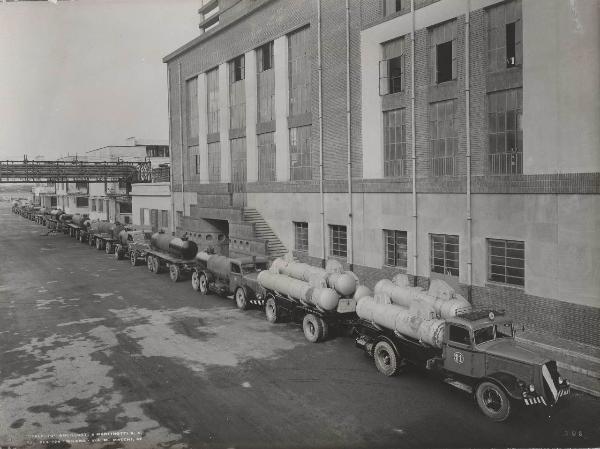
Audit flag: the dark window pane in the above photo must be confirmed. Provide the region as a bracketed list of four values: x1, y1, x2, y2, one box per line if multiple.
[436, 41, 453, 83]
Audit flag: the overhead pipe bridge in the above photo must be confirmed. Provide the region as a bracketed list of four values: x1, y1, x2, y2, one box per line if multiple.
[0, 159, 151, 183]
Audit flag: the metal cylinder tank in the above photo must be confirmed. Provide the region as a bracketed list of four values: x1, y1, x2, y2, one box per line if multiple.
[71, 214, 89, 228]
[59, 214, 73, 223]
[151, 233, 198, 260]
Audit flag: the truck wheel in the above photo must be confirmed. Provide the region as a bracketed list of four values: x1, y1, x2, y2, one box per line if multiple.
[235, 287, 248, 310]
[191, 271, 204, 293]
[114, 245, 121, 260]
[147, 255, 154, 272]
[169, 264, 181, 282]
[319, 317, 329, 341]
[265, 296, 280, 323]
[475, 381, 511, 422]
[302, 314, 324, 343]
[374, 341, 399, 376]
[198, 273, 208, 294]
[130, 251, 138, 266]
[152, 257, 161, 274]
[105, 241, 112, 254]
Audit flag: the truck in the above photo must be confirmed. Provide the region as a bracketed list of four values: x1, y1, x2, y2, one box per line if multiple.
[87, 221, 124, 253]
[257, 270, 358, 343]
[112, 229, 150, 262]
[144, 232, 198, 282]
[191, 252, 269, 310]
[353, 307, 570, 422]
[64, 214, 90, 240]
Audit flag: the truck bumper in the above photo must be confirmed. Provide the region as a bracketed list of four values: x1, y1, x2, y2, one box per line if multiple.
[523, 386, 570, 406]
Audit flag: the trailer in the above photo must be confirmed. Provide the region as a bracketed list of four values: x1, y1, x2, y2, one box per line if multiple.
[141, 232, 199, 282]
[263, 288, 357, 342]
[87, 221, 124, 253]
[353, 305, 570, 422]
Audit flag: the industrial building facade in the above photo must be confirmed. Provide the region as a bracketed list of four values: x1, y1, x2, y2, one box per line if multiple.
[163, 0, 600, 345]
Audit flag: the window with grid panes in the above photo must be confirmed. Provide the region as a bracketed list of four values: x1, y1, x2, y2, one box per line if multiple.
[430, 234, 459, 277]
[384, 230, 407, 269]
[51, 196, 57, 207]
[488, 239, 524, 286]
[230, 138, 247, 183]
[379, 37, 404, 95]
[383, 108, 408, 177]
[208, 142, 221, 182]
[257, 42, 275, 123]
[98, 199, 104, 212]
[288, 27, 311, 116]
[186, 77, 199, 144]
[290, 125, 312, 180]
[430, 20, 456, 84]
[384, 0, 405, 16]
[91, 199, 96, 211]
[161, 210, 169, 229]
[76, 197, 88, 208]
[329, 225, 347, 258]
[294, 222, 308, 252]
[488, 0, 522, 72]
[206, 68, 220, 134]
[229, 56, 245, 129]
[257, 132, 276, 182]
[430, 100, 457, 176]
[488, 88, 522, 174]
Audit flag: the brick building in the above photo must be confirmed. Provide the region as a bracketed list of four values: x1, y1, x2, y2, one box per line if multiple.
[163, 0, 599, 345]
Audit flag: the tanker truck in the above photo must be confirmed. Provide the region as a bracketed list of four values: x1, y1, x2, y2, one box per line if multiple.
[191, 252, 270, 310]
[63, 214, 90, 240]
[113, 229, 150, 264]
[46, 209, 64, 231]
[353, 297, 570, 422]
[144, 232, 199, 282]
[87, 221, 124, 253]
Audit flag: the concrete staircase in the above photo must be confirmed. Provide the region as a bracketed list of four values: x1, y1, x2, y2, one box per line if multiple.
[242, 208, 287, 258]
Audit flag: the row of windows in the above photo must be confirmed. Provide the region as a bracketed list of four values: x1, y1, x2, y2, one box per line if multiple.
[293, 221, 524, 287]
[186, 28, 310, 138]
[383, 87, 522, 177]
[380, 0, 522, 95]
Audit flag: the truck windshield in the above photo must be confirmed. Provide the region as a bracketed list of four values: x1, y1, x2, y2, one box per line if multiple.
[474, 323, 513, 345]
[241, 262, 268, 274]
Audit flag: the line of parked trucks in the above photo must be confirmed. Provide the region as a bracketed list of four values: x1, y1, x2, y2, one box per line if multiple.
[12, 201, 571, 422]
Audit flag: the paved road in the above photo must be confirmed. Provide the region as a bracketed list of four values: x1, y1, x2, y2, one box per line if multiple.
[1, 203, 599, 449]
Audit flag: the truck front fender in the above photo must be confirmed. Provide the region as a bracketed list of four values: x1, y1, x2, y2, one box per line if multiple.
[482, 373, 522, 401]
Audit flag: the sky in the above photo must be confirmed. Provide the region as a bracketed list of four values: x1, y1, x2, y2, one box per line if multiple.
[0, 0, 199, 160]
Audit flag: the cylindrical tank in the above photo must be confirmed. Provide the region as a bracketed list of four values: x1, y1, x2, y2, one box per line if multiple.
[327, 272, 357, 297]
[353, 285, 372, 301]
[356, 296, 445, 348]
[374, 279, 471, 319]
[151, 233, 198, 260]
[90, 221, 124, 238]
[71, 214, 89, 228]
[258, 271, 340, 311]
[59, 214, 73, 223]
[39, 207, 48, 215]
[206, 255, 231, 276]
[50, 209, 64, 218]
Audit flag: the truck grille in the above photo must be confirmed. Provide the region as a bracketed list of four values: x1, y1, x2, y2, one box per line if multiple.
[542, 361, 560, 404]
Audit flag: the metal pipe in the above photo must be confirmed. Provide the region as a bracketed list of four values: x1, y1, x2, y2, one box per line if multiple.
[410, 0, 418, 284]
[317, 0, 326, 265]
[167, 67, 175, 234]
[178, 62, 185, 226]
[346, 0, 353, 269]
[465, 0, 472, 299]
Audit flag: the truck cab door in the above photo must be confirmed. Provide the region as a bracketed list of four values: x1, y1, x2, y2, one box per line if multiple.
[443, 324, 477, 377]
[230, 262, 242, 293]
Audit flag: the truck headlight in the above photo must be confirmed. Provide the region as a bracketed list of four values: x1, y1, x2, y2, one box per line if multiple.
[558, 376, 564, 385]
[529, 384, 535, 393]
[256, 293, 263, 300]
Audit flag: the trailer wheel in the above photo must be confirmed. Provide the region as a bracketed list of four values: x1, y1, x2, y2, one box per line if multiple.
[199, 273, 208, 294]
[169, 264, 181, 282]
[319, 317, 329, 341]
[130, 250, 138, 266]
[96, 238, 103, 250]
[105, 241, 112, 254]
[475, 381, 511, 422]
[374, 341, 399, 377]
[235, 287, 248, 310]
[191, 271, 204, 292]
[152, 256, 161, 274]
[114, 244, 122, 260]
[265, 296, 280, 323]
[147, 255, 154, 272]
[302, 314, 324, 343]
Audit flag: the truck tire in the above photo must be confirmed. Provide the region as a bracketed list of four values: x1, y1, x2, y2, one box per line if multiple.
[146, 255, 154, 272]
[235, 287, 248, 310]
[302, 314, 324, 343]
[374, 341, 399, 377]
[191, 271, 205, 293]
[169, 264, 181, 282]
[105, 241, 112, 254]
[152, 257, 161, 274]
[96, 238, 103, 250]
[114, 245, 122, 260]
[265, 296, 280, 323]
[319, 317, 329, 341]
[130, 250, 138, 266]
[475, 381, 512, 422]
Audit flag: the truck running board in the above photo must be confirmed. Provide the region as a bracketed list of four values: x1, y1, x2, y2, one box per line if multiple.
[443, 378, 473, 394]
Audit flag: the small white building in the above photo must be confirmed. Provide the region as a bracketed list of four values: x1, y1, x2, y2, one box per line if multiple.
[130, 182, 171, 233]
